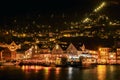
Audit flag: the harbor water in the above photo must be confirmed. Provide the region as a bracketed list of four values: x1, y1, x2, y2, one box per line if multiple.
[0, 65, 120, 80]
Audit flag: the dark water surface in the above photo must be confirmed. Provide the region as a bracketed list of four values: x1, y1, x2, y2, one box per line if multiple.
[0, 65, 120, 80]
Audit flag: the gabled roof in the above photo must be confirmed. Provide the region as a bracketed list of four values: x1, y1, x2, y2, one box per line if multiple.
[52, 44, 63, 50]
[80, 44, 86, 51]
[69, 42, 83, 50]
[66, 43, 77, 51]
[52, 44, 64, 53]
[54, 43, 84, 51]
[59, 43, 69, 50]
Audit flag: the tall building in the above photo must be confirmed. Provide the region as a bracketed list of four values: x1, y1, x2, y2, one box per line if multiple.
[116, 48, 120, 64]
[98, 47, 111, 64]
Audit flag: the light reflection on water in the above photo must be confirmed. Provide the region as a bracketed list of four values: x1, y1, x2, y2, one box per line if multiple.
[1, 65, 120, 80]
[22, 65, 43, 73]
[44, 67, 51, 80]
[97, 65, 106, 80]
[68, 67, 73, 80]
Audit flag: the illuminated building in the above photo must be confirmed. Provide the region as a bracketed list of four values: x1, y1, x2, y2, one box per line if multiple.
[66, 43, 93, 65]
[16, 53, 24, 60]
[66, 43, 78, 56]
[98, 47, 111, 64]
[51, 44, 65, 63]
[0, 51, 2, 60]
[1, 48, 11, 60]
[0, 41, 21, 60]
[66, 43, 79, 62]
[89, 50, 98, 64]
[52, 44, 64, 54]
[108, 52, 116, 64]
[116, 48, 120, 64]
[25, 47, 33, 59]
[60, 30, 80, 37]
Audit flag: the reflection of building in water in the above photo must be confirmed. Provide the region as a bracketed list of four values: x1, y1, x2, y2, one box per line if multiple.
[97, 65, 106, 80]
[68, 67, 73, 80]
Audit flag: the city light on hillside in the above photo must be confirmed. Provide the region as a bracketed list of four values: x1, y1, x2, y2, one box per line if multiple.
[83, 17, 91, 23]
[94, 2, 106, 12]
[0, 0, 120, 80]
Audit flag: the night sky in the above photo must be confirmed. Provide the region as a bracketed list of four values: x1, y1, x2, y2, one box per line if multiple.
[0, 0, 119, 17]
[0, 0, 95, 15]
[0, 0, 119, 26]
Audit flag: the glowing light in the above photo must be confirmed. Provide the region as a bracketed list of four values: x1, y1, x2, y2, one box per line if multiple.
[63, 34, 71, 37]
[44, 67, 51, 80]
[97, 65, 106, 80]
[68, 67, 73, 80]
[99, 48, 101, 51]
[35, 66, 43, 73]
[7, 41, 21, 51]
[110, 55, 114, 58]
[69, 56, 72, 59]
[30, 65, 35, 69]
[83, 18, 91, 23]
[56, 68, 60, 75]
[94, 2, 106, 12]
[56, 45, 59, 49]
[49, 38, 55, 41]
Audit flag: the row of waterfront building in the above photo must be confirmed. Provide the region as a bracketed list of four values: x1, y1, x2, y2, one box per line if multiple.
[0, 41, 120, 65]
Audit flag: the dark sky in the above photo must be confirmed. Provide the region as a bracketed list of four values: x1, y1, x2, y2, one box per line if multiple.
[0, 0, 109, 14]
[0, 0, 95, 15]
[0, 0, 120, 19]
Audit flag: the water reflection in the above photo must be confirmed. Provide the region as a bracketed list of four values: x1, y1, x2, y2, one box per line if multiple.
[21, 65, 61, 80]
[44, 67, 51, 80]
[22, 65, 43, 73]
[68, 67, 73, 80]
[55, 67, 60, 75]
[109, 65, 115, 72]
[1, 65, 120, 80]
[97, 65, 106, 80]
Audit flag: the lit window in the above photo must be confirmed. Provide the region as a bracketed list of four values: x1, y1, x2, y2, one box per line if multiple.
[56, 45, 59, 49]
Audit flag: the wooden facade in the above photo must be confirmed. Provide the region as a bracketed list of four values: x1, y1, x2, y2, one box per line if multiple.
[52, 44, 64, 54]
[66, 43, 78, 55]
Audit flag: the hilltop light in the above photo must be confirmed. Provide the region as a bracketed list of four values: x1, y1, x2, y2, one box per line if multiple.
[83, 18, 91, 23]
[82, 1, 106, 23]
[94, 2, 106, 12]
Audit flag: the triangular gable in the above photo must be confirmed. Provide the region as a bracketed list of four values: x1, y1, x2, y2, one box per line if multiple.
[58, 43, 69, 51]
[80, 44, 86, 51]
[66, 43, 78, 55]
[52, 44, 63, 54]
[10, 41, 16, 46]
